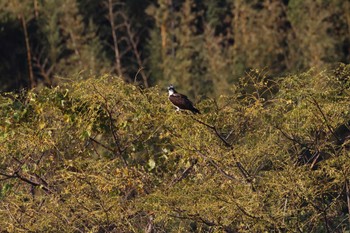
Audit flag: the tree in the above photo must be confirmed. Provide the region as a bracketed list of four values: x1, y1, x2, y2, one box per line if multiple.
[287, 0, 341, 69]
[1, 65, 350, 231]
[53, 0, 108, 77]
[102, 0, 150, 87]
[147, 0, 212, 98]
[1, 0, 36, 88]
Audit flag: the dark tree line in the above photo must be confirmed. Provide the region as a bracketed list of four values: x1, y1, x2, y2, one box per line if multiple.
[0, 0, 349, 96]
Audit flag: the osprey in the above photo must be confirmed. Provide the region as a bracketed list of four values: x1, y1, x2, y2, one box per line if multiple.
[168, 85, 200, 114]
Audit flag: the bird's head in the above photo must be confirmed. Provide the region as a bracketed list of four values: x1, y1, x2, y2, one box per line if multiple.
[168, 84, 175, 91]
[168, 85, 175, 95]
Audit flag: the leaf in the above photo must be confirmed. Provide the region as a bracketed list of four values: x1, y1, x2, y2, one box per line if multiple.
[148, 158, 156, 171]
[0, 183, 13, 198]
[39, 122, 46, 129]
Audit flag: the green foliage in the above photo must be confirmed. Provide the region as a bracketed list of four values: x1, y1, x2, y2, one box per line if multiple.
[38, 0, 109, 78]
[287, 0, 345, 68]
[145, 0, 350, 98]
[1, 65, 350, 231]
[148, 0, 212, 98]
[1, 0, 349, 94]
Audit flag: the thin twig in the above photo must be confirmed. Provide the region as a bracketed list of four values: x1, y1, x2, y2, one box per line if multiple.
[196, 151, 237, 181]
[19, 14, 35, 88]
[191, 117, 255, 189]
[309, 97, 341, 144]
[274, 125, 303, 145]
[92, 84, 128, 166]
[191, 116, 233, 149]
[170, 210, 218, 227]
[107, 0, 123, 76]
[225, 129, 235, 140]
[134, 67, 144, 85]
[346, 179, 350, 226]
[169, 159, 198, 188]
[0, 171, 51, 193]
[89, 137, 114, 153]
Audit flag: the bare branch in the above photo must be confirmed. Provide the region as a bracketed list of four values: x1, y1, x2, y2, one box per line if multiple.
[107, 0, 123, 76]
[274, 125, 303, 145]
[196, 150, 237, 181]
[190, 117, 255, 189]
[346, 179, 350, 226]
[134, 67, 144, 85]
[225, 129, 235, 140]
[169, 159, 198, 188]
[92, 84, 128, 166]
[0, 171, 51, 193]
[19, 14, 35, 88]
[32, 55, 53, 86]
[170, 210, 218, 227]
[121, 12, 149, 87]
[89, 137, 114, 153]
[190, 116, 233, 149]
[309, 97, 341, 144]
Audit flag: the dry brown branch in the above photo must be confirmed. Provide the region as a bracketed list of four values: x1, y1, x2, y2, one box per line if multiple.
[196, 150, 237, 181]
[169, 159, 198, 187]
[19, 14, 35, 88]
[121, 12, 149, 87]
[309, 97, 341, 144]
[191, 117, 255, 189]
[107, 0, 123, 76]
[0, 171, 51, 193]
[346, 179, 350, 226]
[89, 137, 114, 153]
[191, 116, 232, 149]
[32, 53, 54, 86]
[92, 84, 128, 166]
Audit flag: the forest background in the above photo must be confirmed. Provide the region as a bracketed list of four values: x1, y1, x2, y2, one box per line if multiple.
[1, 0, 350, 232]
[0, 0, 349, 96]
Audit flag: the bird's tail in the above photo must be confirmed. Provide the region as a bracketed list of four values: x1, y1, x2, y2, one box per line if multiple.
[192, 108, 200, 114]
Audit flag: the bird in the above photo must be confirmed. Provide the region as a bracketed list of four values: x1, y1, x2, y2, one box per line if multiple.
[167, 85, 200, 114]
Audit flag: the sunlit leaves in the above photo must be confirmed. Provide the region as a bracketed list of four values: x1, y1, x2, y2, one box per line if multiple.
[1, 67, 350, 231]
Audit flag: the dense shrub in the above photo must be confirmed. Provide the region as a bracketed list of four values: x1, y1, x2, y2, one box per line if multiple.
[1, 66, 350, 232]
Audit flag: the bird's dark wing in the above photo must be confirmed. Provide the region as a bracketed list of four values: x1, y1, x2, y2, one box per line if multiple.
[169, 93, 192, 108]
[169, 93, 200, 114]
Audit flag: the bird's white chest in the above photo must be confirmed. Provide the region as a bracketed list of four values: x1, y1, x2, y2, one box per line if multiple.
[168, 89, 175, 96]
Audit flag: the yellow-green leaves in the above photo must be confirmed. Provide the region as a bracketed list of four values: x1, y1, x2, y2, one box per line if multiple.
[1, 68, 350, 232]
